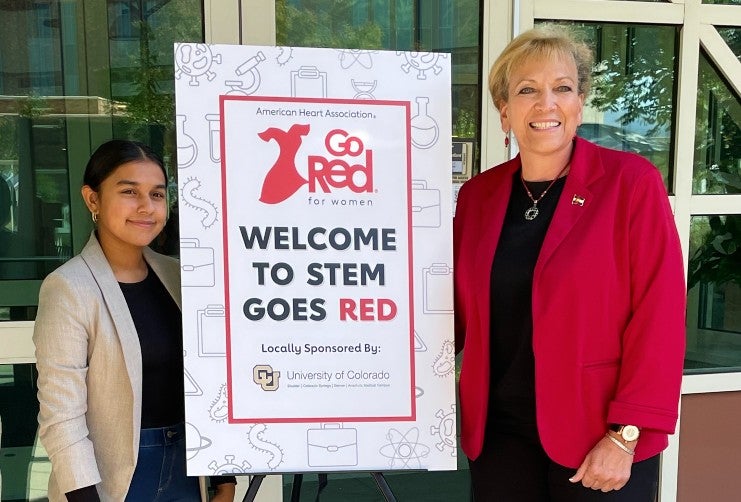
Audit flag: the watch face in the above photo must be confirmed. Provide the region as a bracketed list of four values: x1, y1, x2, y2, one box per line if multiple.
[622, 425, 640, 442]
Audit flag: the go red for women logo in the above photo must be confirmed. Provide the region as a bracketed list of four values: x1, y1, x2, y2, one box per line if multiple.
[259, 125, 374, 204]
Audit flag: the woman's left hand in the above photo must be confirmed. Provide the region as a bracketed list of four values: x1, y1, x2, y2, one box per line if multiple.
[569, 435, 633, 491]
[211, 482, 237, 502]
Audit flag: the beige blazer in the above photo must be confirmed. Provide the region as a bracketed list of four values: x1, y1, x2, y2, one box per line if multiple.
[34, 233, 204, 501]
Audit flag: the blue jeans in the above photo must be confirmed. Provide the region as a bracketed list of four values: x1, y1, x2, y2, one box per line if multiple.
[125, 423, 200, 502]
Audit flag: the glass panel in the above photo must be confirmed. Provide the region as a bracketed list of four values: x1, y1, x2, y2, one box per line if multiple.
[0, 364, 49, 500]
[543, 22, 679, 190]
[717, 27, 741, 61]
[0, 306, 37, 322]
[276, 0, 482, 175]
[0, 2, 72, 280]
[703, 0, 741, 5]
[693, 50, 741, 194]
[687, 215, 741, 373]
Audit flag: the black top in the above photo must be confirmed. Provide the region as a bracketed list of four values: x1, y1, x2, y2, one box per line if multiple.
[487, 170, 566, 442]
[65, 266, 234, 502]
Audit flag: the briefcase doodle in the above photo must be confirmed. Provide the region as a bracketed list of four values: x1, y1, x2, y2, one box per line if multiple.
[307, 423, 358, 467]
[180, 238, 215, 287]
[411, 180, 441, 228]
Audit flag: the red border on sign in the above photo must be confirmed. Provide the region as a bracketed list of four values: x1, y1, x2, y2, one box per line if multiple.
[220, 95, 415, 423]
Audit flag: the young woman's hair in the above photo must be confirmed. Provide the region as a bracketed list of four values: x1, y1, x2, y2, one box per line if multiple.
[488, 24, 594, 111]
[83, 139, 166, 190]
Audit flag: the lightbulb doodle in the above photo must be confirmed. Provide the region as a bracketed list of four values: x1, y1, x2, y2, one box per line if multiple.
[208, 383, 228, 423]
[247, 424, 285, 470]
[175, 44, 222, 86]
[431, 404, 457, 457]
[379, 427, 431, 469]
[181, 177, 218, 229]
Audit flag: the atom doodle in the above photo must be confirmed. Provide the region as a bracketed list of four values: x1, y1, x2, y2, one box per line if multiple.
[337, 49, 375, 69]
[379, 427, 430, 469]
[397, 51, 447, 80]
[208, 384, 228, 423]
[430, 405, 457, 457]
[247, 424, 285, 470]
[209, 454, 251, 474]
[175, 44, 222, 86]
[181, 177, 218, 229]
[432, 340, 455, 377]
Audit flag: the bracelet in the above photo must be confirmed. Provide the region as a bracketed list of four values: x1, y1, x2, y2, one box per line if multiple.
[605, 432, 635, 455]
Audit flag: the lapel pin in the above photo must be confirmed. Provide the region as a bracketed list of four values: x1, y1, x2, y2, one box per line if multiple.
[572, 194, 585, 206]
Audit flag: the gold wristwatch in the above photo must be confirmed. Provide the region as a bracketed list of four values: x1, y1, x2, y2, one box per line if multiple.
[610, 424, 640, 443]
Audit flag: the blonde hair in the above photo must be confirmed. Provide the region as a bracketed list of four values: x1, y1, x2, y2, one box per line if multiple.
[488, 24, 594, 111]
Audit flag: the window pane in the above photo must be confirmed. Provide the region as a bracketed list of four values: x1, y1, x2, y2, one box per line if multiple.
[717, 27, 741, 60]
[0, 2, 73, 280]
[0, 364, 50, 500]
[703, 0, 741, 5]
[543, 22, 678, 190]
[276, 0, 482, 174]
[687, 215, 741, 373]
[693, 50, 741, 195]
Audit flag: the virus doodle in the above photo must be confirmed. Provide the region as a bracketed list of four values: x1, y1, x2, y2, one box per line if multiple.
[276, 46, 294, 66]
[432, 340, 455, 377]
[430, 404, 457, 457]
[181, 177, 218, 229]
[175, 44, 222, 86]
[208, 384, 228, 423]
[397, 51, 447, 80]
[247, 424, 285, 470]
[208, 454, 251, 474]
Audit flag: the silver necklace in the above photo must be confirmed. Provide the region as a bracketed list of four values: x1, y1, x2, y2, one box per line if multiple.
[520, 164, 569, 220]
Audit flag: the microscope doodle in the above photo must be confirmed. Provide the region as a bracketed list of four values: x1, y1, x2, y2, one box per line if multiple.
[224, 51, 266, 95]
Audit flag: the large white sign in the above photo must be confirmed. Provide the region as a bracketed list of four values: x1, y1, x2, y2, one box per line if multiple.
[176, 44, 455, 475]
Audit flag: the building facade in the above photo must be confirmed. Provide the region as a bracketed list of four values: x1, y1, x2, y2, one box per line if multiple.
[0, 1, 739, 500]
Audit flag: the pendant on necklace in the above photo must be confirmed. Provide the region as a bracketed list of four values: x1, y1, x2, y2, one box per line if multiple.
[524, 205, 539, 220]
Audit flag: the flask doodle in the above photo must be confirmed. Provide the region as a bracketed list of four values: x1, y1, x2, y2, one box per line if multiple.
[181, 177, 218, 228]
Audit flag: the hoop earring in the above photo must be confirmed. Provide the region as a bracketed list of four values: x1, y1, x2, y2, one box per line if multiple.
[92, 212, 98, 223]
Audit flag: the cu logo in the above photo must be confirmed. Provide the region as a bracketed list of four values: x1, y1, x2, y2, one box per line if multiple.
[253, 364, 280, 391]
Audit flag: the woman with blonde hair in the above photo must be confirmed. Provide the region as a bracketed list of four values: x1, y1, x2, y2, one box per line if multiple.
[454, 25, 685, 500]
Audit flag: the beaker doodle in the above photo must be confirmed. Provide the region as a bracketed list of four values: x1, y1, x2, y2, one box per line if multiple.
[175, 43, 222, 86]
[290, 66, 327, 97]
[205, 114, 221, 163]
[411, 97, 439, 149]
[232, 51, 266, 95]
[176, 115, 198, 168]
[351, 79, 377, 100]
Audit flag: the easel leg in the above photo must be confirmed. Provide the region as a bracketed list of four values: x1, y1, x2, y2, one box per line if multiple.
[370, 472, 398, 502]
[290, 473, 304, 502]
[242, 474, 265, 502]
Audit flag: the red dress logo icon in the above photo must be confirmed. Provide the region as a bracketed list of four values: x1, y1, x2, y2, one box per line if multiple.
[258, 124, 310, 204]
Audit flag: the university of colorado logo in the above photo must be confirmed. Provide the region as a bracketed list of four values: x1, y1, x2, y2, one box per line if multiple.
[258, 124, 374, 204]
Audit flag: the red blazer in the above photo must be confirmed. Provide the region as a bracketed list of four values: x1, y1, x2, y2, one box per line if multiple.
[454, 137, 686, 467]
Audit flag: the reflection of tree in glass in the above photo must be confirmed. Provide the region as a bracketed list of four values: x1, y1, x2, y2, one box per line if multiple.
[688, 216, 741, 290]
